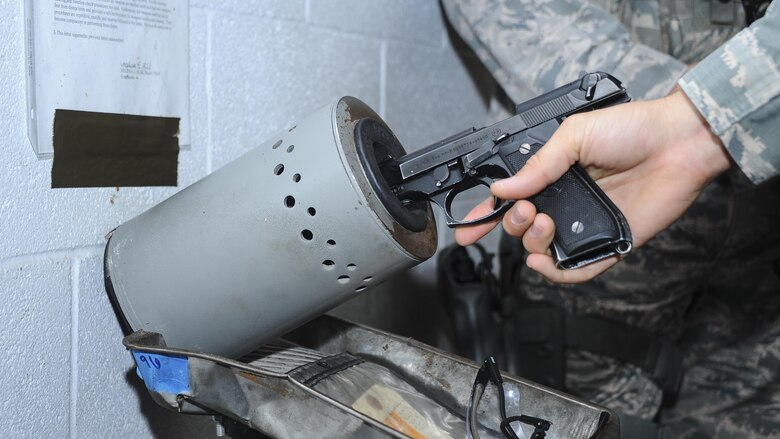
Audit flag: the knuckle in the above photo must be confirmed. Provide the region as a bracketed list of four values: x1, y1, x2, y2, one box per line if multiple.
[560, 114, 581, 130]
[525, 153, 544, 170]
[559, 114, 588, 150]
[521, 234, 537, 253]
[524, 154, 553, 183]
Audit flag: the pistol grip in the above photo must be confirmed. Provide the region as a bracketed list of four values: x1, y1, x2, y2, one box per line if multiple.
[529, 164, 632, 269]
[499, 121, 632, 269]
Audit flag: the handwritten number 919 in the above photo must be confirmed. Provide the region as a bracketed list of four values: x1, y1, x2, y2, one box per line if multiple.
[139, 354, 162, 370]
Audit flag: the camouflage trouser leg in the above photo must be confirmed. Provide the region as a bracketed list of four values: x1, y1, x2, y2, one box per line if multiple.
[517, 172, 780, 437]
[660, 271, 780, 438]
[658, 174, 780, 438]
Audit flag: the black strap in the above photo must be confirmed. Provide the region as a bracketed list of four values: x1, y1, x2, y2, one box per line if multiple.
[565, 315, 684, 405]
[508, 307, 566, 389]
[468, 356, 553, 439]
[288, 353, 364, 387]
[508, 307, 683, 405]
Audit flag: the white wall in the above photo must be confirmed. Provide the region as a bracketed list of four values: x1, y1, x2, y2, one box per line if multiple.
[0, 1, 500, 437]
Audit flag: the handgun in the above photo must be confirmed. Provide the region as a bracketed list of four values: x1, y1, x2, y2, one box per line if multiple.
[373, 72, 633, 269]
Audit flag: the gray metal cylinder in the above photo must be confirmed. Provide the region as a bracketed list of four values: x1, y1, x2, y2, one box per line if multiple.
[105, 97, 437, 358]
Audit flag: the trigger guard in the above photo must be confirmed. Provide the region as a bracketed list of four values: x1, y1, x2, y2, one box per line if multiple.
[445, 200, 514, 227]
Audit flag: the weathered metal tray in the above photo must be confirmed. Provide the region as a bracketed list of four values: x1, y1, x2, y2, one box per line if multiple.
[124, 315, 620, 438]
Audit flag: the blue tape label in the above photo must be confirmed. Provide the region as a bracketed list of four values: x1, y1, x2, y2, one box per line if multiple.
[132, 351, 190, 395]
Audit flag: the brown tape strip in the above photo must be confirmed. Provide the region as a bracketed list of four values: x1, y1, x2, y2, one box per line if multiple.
[51, 109, 179, 188]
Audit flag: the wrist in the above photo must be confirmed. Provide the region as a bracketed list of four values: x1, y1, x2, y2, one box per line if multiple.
[662, 90, 732, 183]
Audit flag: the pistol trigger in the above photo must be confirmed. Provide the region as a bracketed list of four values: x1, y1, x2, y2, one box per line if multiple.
[491, 195, 503, 210]
[492, 199, 513, 217]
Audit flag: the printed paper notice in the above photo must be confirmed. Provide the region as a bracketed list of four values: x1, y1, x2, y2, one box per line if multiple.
[25, 0, 189, 157]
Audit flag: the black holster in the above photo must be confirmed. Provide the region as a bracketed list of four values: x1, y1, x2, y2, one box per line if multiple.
[497, 233, 684, 407]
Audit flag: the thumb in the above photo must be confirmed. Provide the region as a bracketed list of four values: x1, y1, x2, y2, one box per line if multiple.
[491, 115, 585, 200]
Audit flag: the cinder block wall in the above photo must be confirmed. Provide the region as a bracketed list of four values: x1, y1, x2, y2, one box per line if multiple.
[1, 1, 499, 437]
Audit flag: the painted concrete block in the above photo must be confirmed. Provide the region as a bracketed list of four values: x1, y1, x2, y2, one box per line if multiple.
[310, 0, 445, 46]
[191, 0, 306, 21]
[384, 41, 495, 151]
[76, 256, 214, 438]
[190, 8, 211, 172]
[209, 14, 381, 169]
[0, 259, 71, 437]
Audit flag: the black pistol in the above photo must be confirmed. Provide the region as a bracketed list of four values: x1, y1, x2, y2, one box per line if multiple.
[374, 72, 633, 269]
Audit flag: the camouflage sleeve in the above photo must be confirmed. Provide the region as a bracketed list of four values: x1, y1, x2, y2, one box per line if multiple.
[440, 0, 687, 101]
[678, 3, 780, 184]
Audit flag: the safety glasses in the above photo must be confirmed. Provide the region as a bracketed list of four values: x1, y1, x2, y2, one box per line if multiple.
[467, 356, 552, 438]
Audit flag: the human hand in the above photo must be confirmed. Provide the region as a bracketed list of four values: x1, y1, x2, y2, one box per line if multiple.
[455, 91, 731, 283]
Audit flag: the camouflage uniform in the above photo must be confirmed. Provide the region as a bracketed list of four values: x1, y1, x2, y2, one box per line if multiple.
[679, 2, 780, 184]
[441, 0, 780, 436]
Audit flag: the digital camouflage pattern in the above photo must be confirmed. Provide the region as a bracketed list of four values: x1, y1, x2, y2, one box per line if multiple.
[680, 1, 780, 184]
[441, 0, 780, 437]
[593, 0, 749, 63]
[439, 0, 687, 102]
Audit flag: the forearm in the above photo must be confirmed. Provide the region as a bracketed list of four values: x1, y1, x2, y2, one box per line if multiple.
[661, 91, 732, 185]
